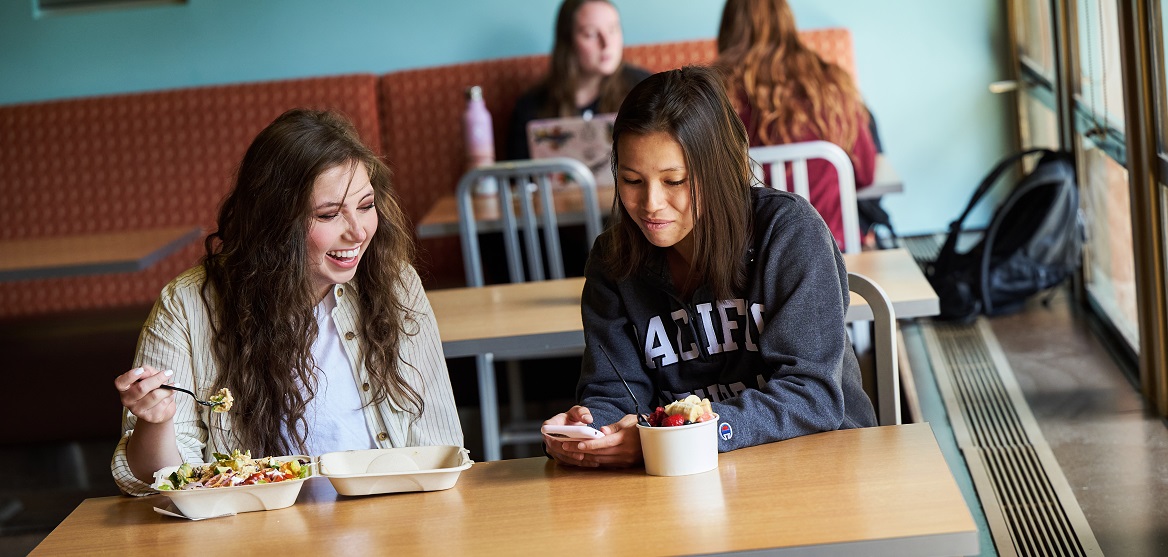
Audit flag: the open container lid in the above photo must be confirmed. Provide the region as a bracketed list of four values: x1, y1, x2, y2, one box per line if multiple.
[317, 445, 472, 496]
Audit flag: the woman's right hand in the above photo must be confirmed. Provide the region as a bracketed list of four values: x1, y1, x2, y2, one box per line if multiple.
[114, 365, 176, 425]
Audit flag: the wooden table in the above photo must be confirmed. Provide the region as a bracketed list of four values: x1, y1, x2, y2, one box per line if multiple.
[864, 153, 904, 198]
[417, 181, 615, 240]
[31, 423, 978, 556]
[416, 155, 902, 240]
[0, 226, 202, 282]
[430, 248, 937, 359]
[843, 247, 938, 321]
[430, 247, 937, 461]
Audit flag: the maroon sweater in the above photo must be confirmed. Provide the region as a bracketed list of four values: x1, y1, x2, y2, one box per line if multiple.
[736, 94, 876, 251]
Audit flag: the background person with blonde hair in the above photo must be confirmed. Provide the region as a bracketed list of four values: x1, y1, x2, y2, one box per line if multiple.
[715, 0, 877, 252]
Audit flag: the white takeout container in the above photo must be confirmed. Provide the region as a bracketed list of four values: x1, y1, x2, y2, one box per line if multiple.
[637, 414, 719, 477]
[318, 445, 472, 496]
[151, 454, 313, 519]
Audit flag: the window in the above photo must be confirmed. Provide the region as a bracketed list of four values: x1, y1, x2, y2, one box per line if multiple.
[1015, 0, 1060, 154]
[1017, 0, 1057, 82]
[1075, 0, 1139, 351]
[1011, 0, 1168, 407]
[1159, 1, 1168, 155]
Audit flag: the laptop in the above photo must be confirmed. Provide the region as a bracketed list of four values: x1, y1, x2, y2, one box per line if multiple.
[526, 112, 617, 185]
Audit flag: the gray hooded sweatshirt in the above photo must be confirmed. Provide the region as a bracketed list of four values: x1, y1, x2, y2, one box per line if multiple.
[578, 186, 876, 451]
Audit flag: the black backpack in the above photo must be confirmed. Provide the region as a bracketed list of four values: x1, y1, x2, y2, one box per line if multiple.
[926, 149, 1082, 323]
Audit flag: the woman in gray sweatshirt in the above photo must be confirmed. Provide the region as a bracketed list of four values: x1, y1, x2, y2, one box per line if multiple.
[543, 66, 875, 468]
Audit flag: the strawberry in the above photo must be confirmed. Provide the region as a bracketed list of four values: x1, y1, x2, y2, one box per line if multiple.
[697, 412, 715, 423]
[648, 407, 667, 427]
[662, 414, 686, 427]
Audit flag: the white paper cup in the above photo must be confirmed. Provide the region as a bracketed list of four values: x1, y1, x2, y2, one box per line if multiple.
[637, 413, 719, 477]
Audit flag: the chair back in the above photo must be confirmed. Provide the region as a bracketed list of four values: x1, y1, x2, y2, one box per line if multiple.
[749, 140, 861, 254]
[848, 272, 900, 425]
[456, 157, 602, 286]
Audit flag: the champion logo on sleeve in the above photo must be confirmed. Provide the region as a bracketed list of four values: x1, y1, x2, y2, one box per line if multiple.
[719, 421, 733, 440]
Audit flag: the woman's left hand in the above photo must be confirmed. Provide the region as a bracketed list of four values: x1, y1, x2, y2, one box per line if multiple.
[556, 414, 644, 468]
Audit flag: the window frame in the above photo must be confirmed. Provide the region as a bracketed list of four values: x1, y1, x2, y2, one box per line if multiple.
[1010, 0, 1168, 414]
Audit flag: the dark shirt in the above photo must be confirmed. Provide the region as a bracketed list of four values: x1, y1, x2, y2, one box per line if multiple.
[735, 90, 877, 251]
[578, 187, 877, 451]
[505, 65, 651, 160]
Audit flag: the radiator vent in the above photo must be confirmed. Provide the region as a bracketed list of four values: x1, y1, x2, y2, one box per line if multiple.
[922, 319, 1103, 557]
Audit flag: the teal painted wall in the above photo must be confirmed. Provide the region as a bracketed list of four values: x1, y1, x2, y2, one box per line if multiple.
[0, 0, 1013, 235]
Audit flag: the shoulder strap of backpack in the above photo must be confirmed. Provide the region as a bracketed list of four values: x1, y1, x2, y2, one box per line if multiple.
[978, 150, 1076, 314]
[935, 148, 1053, 265]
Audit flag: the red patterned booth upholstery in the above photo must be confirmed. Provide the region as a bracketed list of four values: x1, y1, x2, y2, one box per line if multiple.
[0, 33, 854, 316]
[0, 74, 381, 319]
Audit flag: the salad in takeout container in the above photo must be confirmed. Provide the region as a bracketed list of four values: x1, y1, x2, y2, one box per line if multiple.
[151, 450, 313, 519]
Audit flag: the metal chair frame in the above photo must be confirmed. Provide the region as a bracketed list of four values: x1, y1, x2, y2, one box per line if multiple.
[848, 271, 901, 426]
[749, 140, 862, 254]
[455, 157, 602, 461]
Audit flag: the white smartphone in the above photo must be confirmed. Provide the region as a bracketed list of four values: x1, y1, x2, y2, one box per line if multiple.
[541, 424, 606, 441]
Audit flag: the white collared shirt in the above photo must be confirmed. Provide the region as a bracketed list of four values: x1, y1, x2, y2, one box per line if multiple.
[278, 292, 377, 457]
[112, 264, 463, 496]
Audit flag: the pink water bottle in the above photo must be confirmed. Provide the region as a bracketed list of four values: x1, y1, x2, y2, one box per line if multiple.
[463, 85, 498, 195]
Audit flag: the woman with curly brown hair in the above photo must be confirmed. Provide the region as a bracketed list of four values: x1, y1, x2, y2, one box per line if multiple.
[714, 0, 877, 252]
[505, 0, 650, 160]
[111, 109, 462, 495]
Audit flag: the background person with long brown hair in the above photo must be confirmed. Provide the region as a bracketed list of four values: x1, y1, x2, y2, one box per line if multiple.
[505, 0, 650, 160]
[714, 0, 877, 252]
[110, 109, 462, 495]
[541, 67, 874, 468]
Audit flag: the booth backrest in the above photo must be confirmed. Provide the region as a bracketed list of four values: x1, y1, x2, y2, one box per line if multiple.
[0, 30, 856, 315]
[0, 74, 381, 319]
[378, 30, 854, 286]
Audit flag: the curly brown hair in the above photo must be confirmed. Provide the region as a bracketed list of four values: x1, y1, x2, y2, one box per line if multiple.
[201, 109, 420, 456]
[714, 0, 868, 159]
[540, 0, 638, 118]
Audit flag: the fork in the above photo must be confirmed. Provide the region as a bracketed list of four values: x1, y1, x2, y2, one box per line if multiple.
[159, 384, 222, 408]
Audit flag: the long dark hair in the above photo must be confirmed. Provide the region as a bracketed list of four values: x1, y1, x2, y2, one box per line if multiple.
[541, 0, 638, 118]
[202, 109, 420, 456]
[603, 67, 754, 300]
[715, 0, 867, 159]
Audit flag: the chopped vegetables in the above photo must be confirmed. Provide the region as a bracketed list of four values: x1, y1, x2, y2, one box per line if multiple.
[156, 449, 310, 490]
[208, 388, 234, 413]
